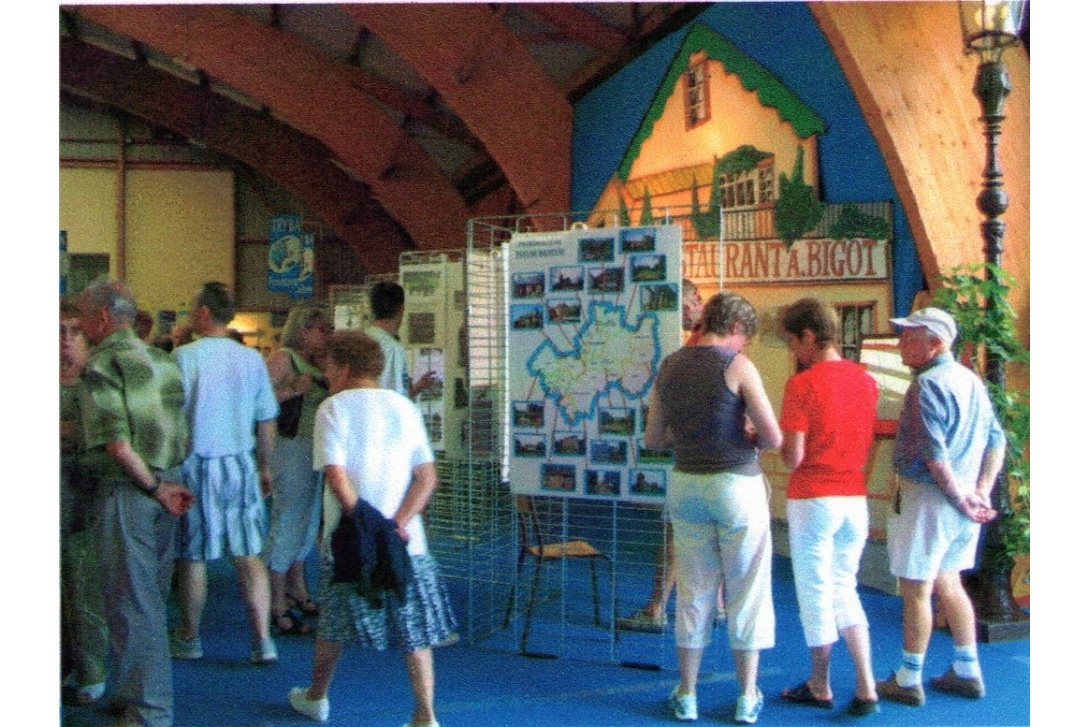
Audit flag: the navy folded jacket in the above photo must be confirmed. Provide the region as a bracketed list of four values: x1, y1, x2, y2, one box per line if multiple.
[330, 499, 415, 608]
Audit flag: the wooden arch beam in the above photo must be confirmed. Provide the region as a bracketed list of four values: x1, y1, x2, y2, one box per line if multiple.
[76, 4, 471, 251]
[61, 37, 407, 273]
[811, 2, 1029, 339]
[344, 3, 572, 217]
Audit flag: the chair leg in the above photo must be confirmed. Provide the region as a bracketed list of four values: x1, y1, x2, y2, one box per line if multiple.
[503, 550, 527, 629]
[521, 558, 544, 653]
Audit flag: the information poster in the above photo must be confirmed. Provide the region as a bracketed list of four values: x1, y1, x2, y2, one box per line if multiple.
[507, 226, 682, 502]
[268, 215, 314, 299]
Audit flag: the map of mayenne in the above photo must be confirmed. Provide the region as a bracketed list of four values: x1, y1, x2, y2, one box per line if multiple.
[527, 302, 661, 426]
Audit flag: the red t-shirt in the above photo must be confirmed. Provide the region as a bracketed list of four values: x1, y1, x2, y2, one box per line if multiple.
[779, 359, 878, 498]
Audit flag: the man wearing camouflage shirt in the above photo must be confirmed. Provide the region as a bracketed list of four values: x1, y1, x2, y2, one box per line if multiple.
[78, 277, 194, 727]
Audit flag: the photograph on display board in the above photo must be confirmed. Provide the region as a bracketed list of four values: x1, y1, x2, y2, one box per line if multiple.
[585, 469, 622, 498]
[620, 227, 657, 253]
[407, 312, 436, 345]
[546, 299, 582, 325]
[630, 468, 667, 497]
[578, 236, 615, 263]
[542, 464, 577, 493]
[630, 254, 668, 282]
[637, 445, 674, 465]
[598, 407, 636, 436]
[513, 433, 546, 457]
[589, 439, 627, 465]
[506, 225, 682, 503]
[640, 283, 679, 313]
[512, 272, 546, 299]
[550, 266, 585, 292]
[402, 269, 442, 299]
[588, 266, 625, 293]
[511, 304, 544, 330]
[513, 400, 545, 428]
[552, 430, 587, 457]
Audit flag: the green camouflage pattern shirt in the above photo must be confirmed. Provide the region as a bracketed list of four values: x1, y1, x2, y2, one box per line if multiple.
[80, 327, 188, 481]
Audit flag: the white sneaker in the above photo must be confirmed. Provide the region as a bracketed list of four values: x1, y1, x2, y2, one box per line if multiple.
[735, 688, 764, 724]
[289, 686, 330, 722]
[250, 637, 278, 665]
[667, 686, 698, 721]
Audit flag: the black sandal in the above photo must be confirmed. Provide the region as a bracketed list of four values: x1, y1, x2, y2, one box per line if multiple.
[288, 594, 319, 616]
[273, 611, 312, 636]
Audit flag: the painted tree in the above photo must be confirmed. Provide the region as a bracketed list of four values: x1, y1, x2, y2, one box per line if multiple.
[774, 146, 824, 249]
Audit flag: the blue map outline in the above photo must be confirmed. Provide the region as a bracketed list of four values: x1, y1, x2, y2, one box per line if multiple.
[526, 300, 662, 428]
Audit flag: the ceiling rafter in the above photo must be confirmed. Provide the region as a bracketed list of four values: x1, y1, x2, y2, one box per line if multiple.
[61, 36, 408, 273]
[74, 3, 470, 251]
[344, 3, 571, 217]
[524, 3, 628, 52]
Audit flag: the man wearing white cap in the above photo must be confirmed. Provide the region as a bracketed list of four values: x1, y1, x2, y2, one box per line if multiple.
[876, 307, 1006, 708]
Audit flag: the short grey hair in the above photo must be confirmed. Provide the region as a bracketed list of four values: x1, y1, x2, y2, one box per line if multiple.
[700, 291, 758, 338]
[81, 276, 138, 326]
[280, 303, 330, 350]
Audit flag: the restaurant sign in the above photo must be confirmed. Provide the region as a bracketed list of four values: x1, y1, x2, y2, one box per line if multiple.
[684, 237, 889, 284]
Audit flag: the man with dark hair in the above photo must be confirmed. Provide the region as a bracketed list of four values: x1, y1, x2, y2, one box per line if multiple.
[77, 276, 193, 727]
[171, 282, 280, 665]
[877, 307, 1006, 708]
[365, 280, 436, 397]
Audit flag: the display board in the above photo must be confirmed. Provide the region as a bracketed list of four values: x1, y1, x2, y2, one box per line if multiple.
[401, 253, 468, 455]
[507, 225, 682, 502]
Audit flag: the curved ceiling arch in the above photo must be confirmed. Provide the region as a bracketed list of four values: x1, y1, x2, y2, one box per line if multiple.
[61, 37, 408, 273]
[343, 3, 572, 217]
[75, 3, 471, 252]
[810, 2, 1029, 335]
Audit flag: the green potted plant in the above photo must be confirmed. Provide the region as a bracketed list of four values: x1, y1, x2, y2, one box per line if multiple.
[931, 263, 1029, 622]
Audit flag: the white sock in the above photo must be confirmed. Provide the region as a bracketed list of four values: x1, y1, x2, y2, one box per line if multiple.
[953, 644, 982, 680]
[896, 651, 925, 687]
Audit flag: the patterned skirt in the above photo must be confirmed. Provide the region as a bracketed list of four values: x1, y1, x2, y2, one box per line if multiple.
[315, 553, 458, 652]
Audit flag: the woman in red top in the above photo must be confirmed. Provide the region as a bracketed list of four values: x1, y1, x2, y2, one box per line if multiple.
[777, 298, 880, 717]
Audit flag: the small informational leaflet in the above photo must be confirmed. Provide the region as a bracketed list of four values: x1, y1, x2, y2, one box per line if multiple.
[267, 215, 313, 299]
[507, 225, 682, 503]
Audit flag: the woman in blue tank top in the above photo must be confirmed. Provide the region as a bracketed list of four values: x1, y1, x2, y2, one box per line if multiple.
[646, 292, 782, 725]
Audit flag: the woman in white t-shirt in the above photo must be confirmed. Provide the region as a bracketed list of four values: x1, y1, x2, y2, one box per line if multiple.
[288, 330, 457, 727]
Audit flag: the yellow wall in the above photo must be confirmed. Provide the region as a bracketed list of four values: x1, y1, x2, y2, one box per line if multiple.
[60, 166, 234, 312]
[59, 168, 119, 260]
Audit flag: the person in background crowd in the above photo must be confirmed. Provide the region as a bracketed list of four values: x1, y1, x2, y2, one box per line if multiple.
[645, 292, 782, 724]
[60, 297, 108, 706]
[264, 304, 332, 635]
[618, 278, 709, 634]
[776, 298, 880, 717]
[288, 330, 456, 726]
[877, 308, 1006, 708]
[170, 283, 280, 665]
[365, 281, 437, 397]
[135, 310, 155, 342]
[77, 276, 194, 727]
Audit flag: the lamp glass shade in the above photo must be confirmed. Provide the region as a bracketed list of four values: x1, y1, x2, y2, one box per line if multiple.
[958, 0, 1027, 53]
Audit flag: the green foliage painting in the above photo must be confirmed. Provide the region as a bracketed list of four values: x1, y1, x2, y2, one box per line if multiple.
[774, 147, 824, 248]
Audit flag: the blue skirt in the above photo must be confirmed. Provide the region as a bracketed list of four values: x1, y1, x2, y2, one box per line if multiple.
[315, 553, 458, 652]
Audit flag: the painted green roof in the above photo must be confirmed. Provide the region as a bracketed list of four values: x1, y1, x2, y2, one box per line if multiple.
[617, 23, 826, 181]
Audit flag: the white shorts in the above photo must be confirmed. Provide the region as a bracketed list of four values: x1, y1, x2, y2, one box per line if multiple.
[887, 478, 980, 581]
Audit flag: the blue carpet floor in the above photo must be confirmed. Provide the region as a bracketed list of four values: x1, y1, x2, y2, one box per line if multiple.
[61, 549, 1030, 726]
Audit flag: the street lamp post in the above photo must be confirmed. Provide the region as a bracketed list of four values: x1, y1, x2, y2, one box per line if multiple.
[956, 0, 1028, 639]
